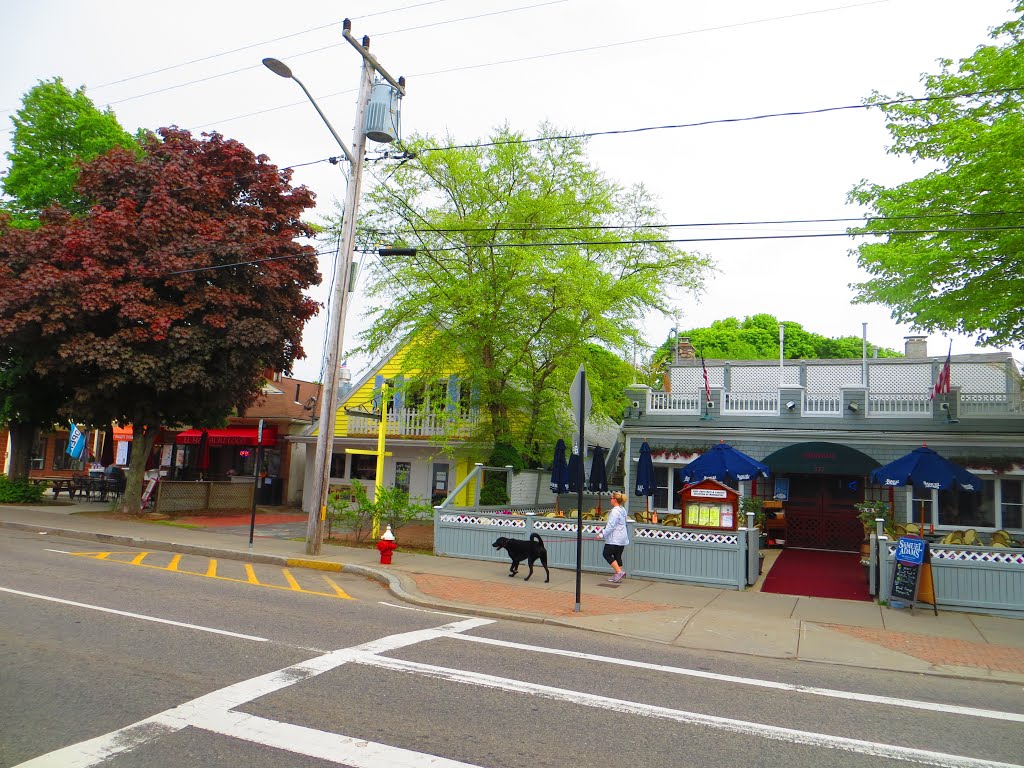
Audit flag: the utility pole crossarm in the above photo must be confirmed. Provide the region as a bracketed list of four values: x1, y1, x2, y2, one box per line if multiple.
[342, 24, 406, 95]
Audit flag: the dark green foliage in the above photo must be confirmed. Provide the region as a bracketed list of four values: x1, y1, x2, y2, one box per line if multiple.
[0, 475, 45, 503]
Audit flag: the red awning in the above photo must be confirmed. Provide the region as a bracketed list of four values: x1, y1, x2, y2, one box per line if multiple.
[175, 426, 278, 447]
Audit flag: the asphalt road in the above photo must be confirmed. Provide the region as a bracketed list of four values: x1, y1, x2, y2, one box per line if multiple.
[2, 528, 1022, 768]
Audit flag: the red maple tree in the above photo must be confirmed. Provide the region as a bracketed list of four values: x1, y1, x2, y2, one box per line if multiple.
[0, 127, 321, 512]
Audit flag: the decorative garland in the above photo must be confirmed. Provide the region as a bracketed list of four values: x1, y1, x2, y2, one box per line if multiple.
[648, 444, 713, 460]
[946, 456, 1023, 474]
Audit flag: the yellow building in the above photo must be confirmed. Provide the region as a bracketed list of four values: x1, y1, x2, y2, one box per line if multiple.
[293, 341, 486, 514]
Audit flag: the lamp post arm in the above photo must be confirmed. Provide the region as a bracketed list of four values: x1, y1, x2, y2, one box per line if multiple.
[290, 73, 355, 165]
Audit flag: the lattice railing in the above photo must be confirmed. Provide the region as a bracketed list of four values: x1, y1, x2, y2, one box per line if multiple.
[961, 392, 1023, 416]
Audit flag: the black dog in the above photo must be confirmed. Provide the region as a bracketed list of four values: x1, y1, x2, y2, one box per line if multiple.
[492, 533, 549, 582]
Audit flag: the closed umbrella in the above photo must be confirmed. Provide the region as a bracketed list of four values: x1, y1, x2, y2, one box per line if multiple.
[634, 441, 657, 518]
[549, 439, 569, 514]
[588, 446, 608, 514]
[680, 441, 769, 485]
[567, 449, 581, 494]
[870, 445, 982, 528]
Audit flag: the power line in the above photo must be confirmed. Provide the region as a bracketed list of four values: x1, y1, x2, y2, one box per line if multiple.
[2, 1, 562, 120]
[365, 210, 1024, 237]
[402, 225, 1024, 252]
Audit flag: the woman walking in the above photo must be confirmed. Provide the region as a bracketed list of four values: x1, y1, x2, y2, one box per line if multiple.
[600, 491, 630, 583]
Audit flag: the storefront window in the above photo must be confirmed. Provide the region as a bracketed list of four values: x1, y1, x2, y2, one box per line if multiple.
[52, 439, 85, 472]
[30, 436, 47, 470]
[911, 487, 934, 526]
[1001, 479, 1022, 529]
[653, 466, 669, 509]
[351, 455, 377, 481]
[329, 452, 346, 479]
[395, 461, 411, 493]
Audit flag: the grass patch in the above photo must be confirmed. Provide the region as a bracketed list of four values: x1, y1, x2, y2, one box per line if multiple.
[151, 520, 202, 530]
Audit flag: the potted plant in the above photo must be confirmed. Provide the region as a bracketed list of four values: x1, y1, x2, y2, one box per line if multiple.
[854, 500, 892, 537]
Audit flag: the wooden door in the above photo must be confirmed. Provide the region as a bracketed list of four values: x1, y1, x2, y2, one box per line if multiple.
[785, 475, 863, 551]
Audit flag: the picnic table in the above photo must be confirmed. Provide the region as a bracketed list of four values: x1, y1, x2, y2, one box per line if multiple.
[33, 476, 75, 499]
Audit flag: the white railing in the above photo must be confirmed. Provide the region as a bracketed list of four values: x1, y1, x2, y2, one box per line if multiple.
[649, 391, 701, 414]
[961, 392, 1023, 416]
[804, 393, 841, 415]
[722, 392, 778, 415]
[867, 393, 932, 417]
[348, 408, 478, 438]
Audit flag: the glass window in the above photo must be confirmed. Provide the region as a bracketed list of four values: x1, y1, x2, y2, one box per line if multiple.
[653, 466, 669, 509]
[329, 452, 346, 479]
[395, 461, 411, 493]
[955, 482, 995, 528]
[52, 439, 85, 472]
[913, 488, 935, 526]
[351, 455, 377, 481]
[30, 436, 47, 470]
[1001, 478, 1022, 529]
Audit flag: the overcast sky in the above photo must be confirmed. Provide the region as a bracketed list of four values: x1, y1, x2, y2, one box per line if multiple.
[1, 0, 1018, 382]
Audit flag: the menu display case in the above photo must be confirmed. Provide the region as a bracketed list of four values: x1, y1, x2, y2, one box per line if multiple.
[679, 478, 739, 531]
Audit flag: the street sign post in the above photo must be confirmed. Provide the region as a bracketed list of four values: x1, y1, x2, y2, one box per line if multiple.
[571, 364, 592, 613]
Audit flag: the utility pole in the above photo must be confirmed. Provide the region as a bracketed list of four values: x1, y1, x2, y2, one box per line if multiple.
[266, 20, 405, 555]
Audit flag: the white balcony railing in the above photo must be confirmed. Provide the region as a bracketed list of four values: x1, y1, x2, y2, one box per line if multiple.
[960, 392, 1023, 416]
[867, 393, 932, 417]
[804, 393, 841, 416]
[722, 392, 778, 415]
[347, 408, 478, 438]
[649, 391, 700, 414]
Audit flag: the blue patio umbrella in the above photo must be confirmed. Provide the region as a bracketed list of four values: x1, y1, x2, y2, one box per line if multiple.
[635, 441, 657, 513]
[679, 442, 769, 485]
[567, 449, 581, 494]
[549, 439, 569, 513]
[588, 446, 608, 514]
[870, 446, 982, 492]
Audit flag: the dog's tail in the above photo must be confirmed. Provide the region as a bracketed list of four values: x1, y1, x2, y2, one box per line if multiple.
[530, 532, 544, 546]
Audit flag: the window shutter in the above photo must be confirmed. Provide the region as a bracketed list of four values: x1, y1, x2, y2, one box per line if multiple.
[394, 375, 405, 412]
[373, 375, 383, 412]
[447, 375, 459, 414]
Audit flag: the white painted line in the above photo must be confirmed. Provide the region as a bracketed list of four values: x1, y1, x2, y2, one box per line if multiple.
[14, 618, 494, 768]
[379, 600, 470, 618]
[0, 586, 268, 642]
[453, 634, 1024, 723]
[43, 548, 73, 554]
[199, 710, 483, 767]
[356, 656, 1021, 768]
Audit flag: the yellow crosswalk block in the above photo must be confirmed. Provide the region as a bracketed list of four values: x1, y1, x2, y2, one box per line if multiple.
[63, 550, 354, 600]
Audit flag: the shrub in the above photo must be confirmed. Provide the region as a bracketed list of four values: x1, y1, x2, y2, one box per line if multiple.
[0, 475, 46, 503]
[326, 478, 432, 544]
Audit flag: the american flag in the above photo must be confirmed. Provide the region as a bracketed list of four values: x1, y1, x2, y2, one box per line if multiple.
[930, 341, 952, 400]
[700, 349, 713, 405]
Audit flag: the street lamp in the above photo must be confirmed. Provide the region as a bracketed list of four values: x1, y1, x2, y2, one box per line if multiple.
[264, 20, 405, 555]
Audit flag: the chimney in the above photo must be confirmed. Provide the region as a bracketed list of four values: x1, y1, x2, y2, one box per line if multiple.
[904, 336, 928, 359]
[676, 336, 696, 361]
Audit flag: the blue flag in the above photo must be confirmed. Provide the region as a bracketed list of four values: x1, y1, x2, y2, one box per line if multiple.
[67, 423, 87, 461]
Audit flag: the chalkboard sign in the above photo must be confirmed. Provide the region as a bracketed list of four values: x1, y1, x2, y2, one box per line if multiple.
[889, 537, 937, 614]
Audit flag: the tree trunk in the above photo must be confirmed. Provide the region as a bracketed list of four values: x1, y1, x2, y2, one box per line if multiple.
[6, 420, 38, 481]
[118, 422, 159, 515]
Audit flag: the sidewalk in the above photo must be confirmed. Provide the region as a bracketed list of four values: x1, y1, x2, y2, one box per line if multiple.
[2, 500, 1023, 685]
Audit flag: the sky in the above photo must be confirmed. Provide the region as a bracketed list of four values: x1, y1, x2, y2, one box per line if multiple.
[1, 0, 1019, 382]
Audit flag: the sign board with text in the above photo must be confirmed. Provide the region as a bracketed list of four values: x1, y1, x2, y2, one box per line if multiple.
[889, 536, 937, 614]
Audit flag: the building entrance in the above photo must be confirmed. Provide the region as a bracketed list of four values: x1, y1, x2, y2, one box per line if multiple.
[784, 474, 864, 551]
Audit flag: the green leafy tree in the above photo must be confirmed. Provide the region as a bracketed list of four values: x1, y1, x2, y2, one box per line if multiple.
[650, 315, 900, 373]
[847, 6, 1024, 348]
[354, 124, 712, 464]
[0, 127, 320, 511]
[2, 78, 138, 222]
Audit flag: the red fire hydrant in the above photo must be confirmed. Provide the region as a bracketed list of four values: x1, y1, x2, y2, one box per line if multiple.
[376, 525, 397, 564]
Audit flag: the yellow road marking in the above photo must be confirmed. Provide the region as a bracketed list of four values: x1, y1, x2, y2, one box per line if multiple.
[322, 574, 353, 599]
[282, 568, 302, 592]
[63, 551, 354, 600]
[244, 564, 260, 585]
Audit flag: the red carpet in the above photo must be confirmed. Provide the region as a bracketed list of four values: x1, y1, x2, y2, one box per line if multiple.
[760, 548, 871, 602]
